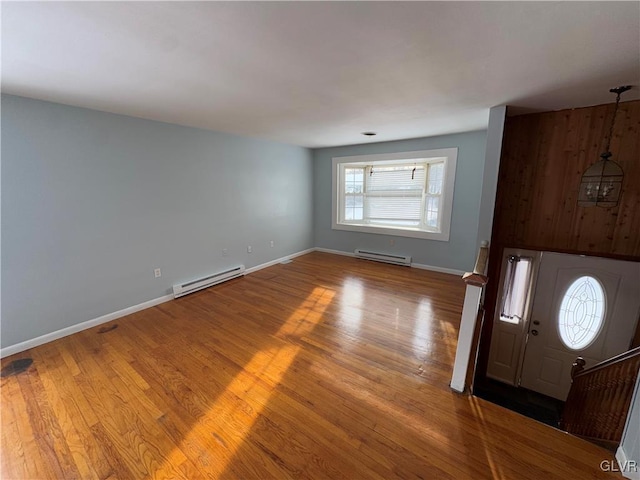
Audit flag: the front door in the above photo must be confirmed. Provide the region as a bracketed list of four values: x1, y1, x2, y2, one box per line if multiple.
[520, 253, 640, 400]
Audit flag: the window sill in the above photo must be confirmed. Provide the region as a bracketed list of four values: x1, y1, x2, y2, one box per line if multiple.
[332, 222, 450, 241]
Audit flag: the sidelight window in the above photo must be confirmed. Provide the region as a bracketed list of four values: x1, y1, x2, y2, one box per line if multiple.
[499, 255, 533, 325]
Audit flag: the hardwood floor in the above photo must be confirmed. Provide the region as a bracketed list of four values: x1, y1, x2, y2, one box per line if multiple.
[1, 252, 617, 479]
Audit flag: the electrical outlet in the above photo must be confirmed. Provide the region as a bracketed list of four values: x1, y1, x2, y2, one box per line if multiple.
[154, 268, 161, 278]
[222, 248, 228, 257]
[270, 240, 274, 248]
[247, 246, 252, 253]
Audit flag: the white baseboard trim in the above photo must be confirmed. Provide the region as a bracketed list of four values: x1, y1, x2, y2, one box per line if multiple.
[314, 247, 355, 258]
[616, 446, 639, 480]
[315, 247, 463, 276]
[1, 248, 317, 358]
[245, 248, 316, 275]
[0, 294, 173, 359]
[1, 246, 461, 358]
[411, 262, 464, 276]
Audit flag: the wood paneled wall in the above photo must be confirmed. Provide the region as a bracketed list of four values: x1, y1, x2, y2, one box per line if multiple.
[477, 100, 640, 379]
[494, 100, 640, 256]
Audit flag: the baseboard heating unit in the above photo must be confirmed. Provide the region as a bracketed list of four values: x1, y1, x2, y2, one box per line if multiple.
[354, 249, 411, 266]
[173, 265, 245, 298]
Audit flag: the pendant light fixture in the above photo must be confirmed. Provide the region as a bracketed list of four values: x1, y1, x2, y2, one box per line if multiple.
[578, 85, 631, 207]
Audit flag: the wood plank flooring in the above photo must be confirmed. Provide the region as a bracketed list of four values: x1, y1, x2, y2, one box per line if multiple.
[1, 252, 617, 479]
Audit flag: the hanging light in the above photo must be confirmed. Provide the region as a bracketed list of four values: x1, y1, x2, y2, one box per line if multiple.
[578, 85, 631, 207]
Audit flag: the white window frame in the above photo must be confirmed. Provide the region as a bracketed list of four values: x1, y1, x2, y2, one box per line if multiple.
[331, 148, 457, 241]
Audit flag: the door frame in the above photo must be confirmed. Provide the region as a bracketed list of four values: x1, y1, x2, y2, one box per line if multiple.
[519, 253, 640, 399]
[486, 247, 542, 386]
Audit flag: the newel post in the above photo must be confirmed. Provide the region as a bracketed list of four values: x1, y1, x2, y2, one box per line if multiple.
[450, 241, 489, 393]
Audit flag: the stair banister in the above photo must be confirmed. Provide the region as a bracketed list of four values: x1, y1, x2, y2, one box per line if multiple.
[561, 346, 640, 444]
[451, 241, 489, 393]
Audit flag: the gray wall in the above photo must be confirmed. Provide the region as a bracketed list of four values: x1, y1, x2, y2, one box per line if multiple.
[1, 95, 314, 348]
[313, 131, 488, 271]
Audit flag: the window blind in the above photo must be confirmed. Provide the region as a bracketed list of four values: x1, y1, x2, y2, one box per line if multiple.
[367, 166, 425, 191]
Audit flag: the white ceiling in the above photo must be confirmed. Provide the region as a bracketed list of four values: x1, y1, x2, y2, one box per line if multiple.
[2, 2, 639, 148]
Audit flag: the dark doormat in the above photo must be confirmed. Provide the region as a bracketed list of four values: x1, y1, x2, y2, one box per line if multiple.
[473, 377, 564, 428]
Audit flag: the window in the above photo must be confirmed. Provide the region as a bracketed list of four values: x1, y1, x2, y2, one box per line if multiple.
[558, 276, 606, 350]
[499, 255, 533, 325]
[332, 148, 457, 241]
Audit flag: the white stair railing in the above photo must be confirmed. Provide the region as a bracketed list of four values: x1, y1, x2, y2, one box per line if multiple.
[450, 241, 489, 393]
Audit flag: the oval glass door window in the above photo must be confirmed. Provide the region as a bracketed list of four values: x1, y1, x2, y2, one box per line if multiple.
[558, 276, 606, 350]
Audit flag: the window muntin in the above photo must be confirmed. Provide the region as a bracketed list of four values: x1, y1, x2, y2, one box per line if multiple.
[558, 275, 606, 350]
[344, 168, 364, 221]
[332, 149, 457, 241]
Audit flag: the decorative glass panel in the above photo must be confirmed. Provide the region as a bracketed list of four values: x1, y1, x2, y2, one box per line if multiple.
[558, 276, 606, 350]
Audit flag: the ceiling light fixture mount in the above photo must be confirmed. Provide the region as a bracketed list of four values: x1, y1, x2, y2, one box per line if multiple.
[577, 85, 631, 208]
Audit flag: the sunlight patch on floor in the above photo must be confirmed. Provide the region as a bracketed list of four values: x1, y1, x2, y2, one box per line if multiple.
[438, 319, 458, 362]
[468, 395, 506, 479]
[306, 361, 487, 477]
[155, 286, 335, 477]
[337, 277, 364, 333]
[309, 360, 450, 445]
[412, 299, 433, 356]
